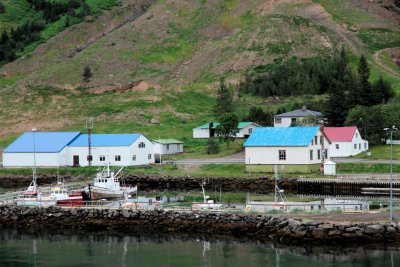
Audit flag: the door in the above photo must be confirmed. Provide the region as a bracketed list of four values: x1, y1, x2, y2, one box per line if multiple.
[73, 155, 80, 166]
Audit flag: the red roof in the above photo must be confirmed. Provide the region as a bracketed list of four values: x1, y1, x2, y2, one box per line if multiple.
[323, 126, 357, 142]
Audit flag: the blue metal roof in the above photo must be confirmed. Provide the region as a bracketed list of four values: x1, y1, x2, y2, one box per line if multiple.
[3, 132, 81, 153]
[244, 127, 320, 147]
[69, 134, 142, 147]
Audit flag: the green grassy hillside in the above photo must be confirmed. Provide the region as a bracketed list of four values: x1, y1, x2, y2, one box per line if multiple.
[0, 0, 399, 157]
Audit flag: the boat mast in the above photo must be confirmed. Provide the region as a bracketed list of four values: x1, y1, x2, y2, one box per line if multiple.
[32, 128, 37, 191]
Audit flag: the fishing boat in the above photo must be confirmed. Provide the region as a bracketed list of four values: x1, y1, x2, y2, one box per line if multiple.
[84, 164, 137, 200]
[48, 169, 84, 206]
[16, 169, 57, 207]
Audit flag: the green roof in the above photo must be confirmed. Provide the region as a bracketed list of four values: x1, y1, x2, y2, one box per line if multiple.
[195, 122, 257, 129]
[153, 139, 183, 144]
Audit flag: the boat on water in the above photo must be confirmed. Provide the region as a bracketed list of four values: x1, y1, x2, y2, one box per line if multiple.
[191, 182, 224, 210]
[16, 169, 57, 207]
[48, 169, 84, 206]
[84, 164, 137, 200]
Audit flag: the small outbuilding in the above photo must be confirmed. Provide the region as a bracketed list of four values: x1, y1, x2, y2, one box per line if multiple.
[153, 139, 183, 155]
[193, 122, 260, 139]
[323, 160, 336, 176]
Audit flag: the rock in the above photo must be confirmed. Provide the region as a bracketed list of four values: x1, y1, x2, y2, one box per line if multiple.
[365, 225, 384, 234]
[312, 228, 325, 238]
[121, 210, 131, 218]
[53, 212, 63, 218]
[328, 230, 342, 236]
[345, 227, 359, 233]
[386, 227, 397, 233]
[318, 224, 333, 230]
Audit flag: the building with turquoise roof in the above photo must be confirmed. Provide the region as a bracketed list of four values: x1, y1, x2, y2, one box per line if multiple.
[244, 127, 331, 173]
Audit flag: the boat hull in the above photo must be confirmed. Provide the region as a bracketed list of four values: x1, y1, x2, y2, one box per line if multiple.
[16, 198, 57, 207]
[86, 186, 135, 200]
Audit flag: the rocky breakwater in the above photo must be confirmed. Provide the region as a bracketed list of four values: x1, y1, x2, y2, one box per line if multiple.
[0, 205, 399, 244]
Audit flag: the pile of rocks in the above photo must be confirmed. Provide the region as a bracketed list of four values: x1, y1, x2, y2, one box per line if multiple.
[0, 205, 399, 244]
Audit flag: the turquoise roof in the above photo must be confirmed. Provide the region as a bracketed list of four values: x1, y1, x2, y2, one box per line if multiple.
[195, 122, 256, 129]
[244, 127, 320, 147]
[4, 132, 81, 153]
[69, 134, 142, 147]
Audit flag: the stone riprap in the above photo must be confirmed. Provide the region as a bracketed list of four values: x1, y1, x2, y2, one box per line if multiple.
[0, 205, 399, 244]
[0, 174, 294, 193]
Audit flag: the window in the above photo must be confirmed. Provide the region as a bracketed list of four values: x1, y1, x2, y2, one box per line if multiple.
[291, 118, 297, 124]
[115, 155, 121, 161]
[311, 139, 314, 145]
[99, 155, 105, 161]
[310, 150, 313, 160]
[132, 155, 136, 161]
[248, 128, 252, 134]
[324, 149, 328, 159]
[359, 143, 361, 150]
[166, 144, 170, 150]
[356, 133, 358, 138]
[138, 142, 145, 148]
[314, 136, 318, 145]
[364, 142, 367, 149]
[317, 149, 321, 160]
[354, 144, 357, 149]
[275, 118, 282, 124]
[320, 136, 323, 145]
[148, 154, 152, 160]
[279, 150, 286, 161]
[336, 144, 339, 149]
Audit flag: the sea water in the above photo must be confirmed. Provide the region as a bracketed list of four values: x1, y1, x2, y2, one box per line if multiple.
[0, 228, 398, 267]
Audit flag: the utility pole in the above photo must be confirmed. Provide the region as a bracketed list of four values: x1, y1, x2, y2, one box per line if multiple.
[85, 119, 93, 166]
[384, 126, 398, 221]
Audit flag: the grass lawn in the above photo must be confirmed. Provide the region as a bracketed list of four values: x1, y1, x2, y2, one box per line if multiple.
[352, 144, 400, 160]
[336, 163, 400, 174]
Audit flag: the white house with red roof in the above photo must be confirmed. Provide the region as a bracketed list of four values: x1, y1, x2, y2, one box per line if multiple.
[324, 126, 368, 157]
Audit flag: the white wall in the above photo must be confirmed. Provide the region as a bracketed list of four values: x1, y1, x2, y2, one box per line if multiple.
[3, 147, 69, 167]
[245, 130, 330, 165]
[193, 128, 210, 138]
[67, 135, 154, 166]
[274, 117, 293, 127]
[237, 124, 258, 138]
[329, 129, 368, 157]
[154, 143, 183, 155]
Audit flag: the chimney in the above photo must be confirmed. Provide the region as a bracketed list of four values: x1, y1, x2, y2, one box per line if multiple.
[302, 105, 306, 111]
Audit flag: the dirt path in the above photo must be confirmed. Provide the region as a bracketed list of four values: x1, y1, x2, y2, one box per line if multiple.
[373, 48, 400, 78]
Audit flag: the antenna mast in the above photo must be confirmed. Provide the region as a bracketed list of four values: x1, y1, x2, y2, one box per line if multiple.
[85, 119, 93, 166]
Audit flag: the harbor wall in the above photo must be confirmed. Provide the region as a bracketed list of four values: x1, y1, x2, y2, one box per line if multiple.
[1, 205, 400, 245]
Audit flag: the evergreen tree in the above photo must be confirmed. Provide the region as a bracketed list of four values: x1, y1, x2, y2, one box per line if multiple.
[0, 1, 5, 13]
[244, 106, 273, 126]
[324, 80, 349, 126]
[372, 76, 393, 104]
[357, 55, 372, 106]
[213, 77, 234, 118]
[216, 113, 238, 147]
[82, 66, 93, 82]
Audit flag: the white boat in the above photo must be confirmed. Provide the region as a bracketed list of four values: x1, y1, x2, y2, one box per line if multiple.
[16, 169, 57, 207]
[85, 165, 137, 200]
[49, 169, 84, 206]
[191, 182, 224, 210]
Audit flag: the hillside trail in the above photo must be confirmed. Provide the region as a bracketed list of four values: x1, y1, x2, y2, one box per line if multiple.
[61, 0, 156, 60]
[373, 49, 400, 79]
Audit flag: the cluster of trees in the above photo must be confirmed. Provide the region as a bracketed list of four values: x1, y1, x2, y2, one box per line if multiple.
[239, 57, 343, 97]
[395, 0, 400, 8]
[27, 0, 89, 23]
[243, 106, 273, 126]
[324, 51, 394, 126]
[0, 22, 44, 63]
[0, 0, 90, 65]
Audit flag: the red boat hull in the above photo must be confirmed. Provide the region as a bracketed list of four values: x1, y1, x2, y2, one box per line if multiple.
[56, 193, 84, 206]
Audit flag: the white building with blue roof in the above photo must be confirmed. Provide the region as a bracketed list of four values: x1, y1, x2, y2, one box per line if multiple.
[244, 127, 331, 173]
[3, 132, 81, 167]
[3, 132, 154, 167]
[67, 133, 154, 167]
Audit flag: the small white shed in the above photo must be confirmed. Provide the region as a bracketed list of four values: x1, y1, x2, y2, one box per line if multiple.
[324, 160, 336, 176]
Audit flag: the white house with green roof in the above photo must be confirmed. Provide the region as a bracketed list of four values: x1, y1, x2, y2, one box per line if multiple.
[193, 122, 260, 139]
[153, 139, 183, 155]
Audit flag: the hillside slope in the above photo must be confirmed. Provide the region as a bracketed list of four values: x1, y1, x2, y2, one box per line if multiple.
[0, 0, 399, 145]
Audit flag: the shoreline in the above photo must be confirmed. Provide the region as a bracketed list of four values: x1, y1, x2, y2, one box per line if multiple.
[1, 205, 400, 245]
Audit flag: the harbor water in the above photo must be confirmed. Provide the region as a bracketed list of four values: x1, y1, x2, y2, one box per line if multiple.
[0, 228, 398, 267]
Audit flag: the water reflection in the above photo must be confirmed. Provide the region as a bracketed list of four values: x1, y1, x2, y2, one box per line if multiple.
[0, 228, 398, 267]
